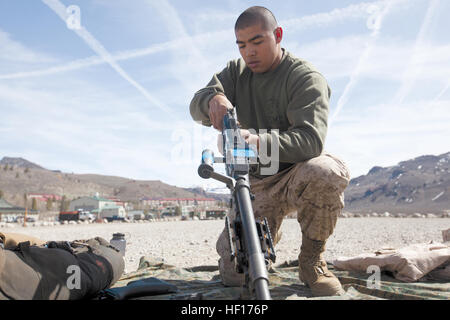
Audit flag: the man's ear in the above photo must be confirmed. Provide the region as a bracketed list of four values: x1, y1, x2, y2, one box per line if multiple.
[274, 27, 283, 43]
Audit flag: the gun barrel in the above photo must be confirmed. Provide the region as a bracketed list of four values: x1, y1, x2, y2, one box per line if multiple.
[235, 175, 271, 300]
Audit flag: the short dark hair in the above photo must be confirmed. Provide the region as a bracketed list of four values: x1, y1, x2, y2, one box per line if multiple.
[235, 6, 278, 32]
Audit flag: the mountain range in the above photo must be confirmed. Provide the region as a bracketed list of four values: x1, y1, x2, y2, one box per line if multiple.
[345, 152, 449, 213]
[0, 157, 228, 206]
[0, 152, 448, 213]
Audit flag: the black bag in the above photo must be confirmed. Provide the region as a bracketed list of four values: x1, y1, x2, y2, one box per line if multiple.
[97, 277, 178, 300]
[0, 237, 124, 300]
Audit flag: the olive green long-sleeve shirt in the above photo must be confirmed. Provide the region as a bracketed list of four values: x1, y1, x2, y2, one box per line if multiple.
[189, 49, 331, 174]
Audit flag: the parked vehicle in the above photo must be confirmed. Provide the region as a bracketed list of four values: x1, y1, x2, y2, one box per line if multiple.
[161, 212, 176, 218]
[59, 211, 79, 221]
[145, 212, 156, 220]
[105, 216, 125, 222]
[78, 210, 96, 221]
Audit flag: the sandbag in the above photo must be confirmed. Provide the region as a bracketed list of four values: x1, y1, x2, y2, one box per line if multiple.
[0, 232, 46, 249]
[333, 242, 450, 282]
[0, 237, 124, 300]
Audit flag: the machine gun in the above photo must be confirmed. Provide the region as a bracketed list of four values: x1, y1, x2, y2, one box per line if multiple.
[197, 108, 276, 300]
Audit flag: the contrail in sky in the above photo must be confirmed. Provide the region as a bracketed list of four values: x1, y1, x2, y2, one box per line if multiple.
[41, 0, 172, 114]
[1, 0, 394, 81]
[329, 0, 396, 125]
[391, 0, 441, 107]
[0, 38, 184, 80]
[427, 80, 450, 109]
[148, 0, 210, 92]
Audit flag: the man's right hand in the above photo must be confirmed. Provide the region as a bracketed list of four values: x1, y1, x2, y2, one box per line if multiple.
[208, 94, 233, 131]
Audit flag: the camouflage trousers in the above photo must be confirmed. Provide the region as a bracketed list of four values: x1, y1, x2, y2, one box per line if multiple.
[216, 152, 351, 286]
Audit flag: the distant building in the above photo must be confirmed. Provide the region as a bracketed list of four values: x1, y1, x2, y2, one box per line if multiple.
[206, 208, 227, 219]
[103, 196, 128, 208]
[140, 197, 217, 208]
[140, 198, 161, 207]
[28, 193, 62, 202]
[127, 210, 145, 220]
[95, 205, 126, 220]
[0, 198, 38, 222]
[68, 195, 126, 220]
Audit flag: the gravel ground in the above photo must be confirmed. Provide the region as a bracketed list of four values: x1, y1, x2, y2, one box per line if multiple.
[2, 218, 449, 274]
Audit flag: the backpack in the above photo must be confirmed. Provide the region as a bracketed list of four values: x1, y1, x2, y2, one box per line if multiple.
[0, 236, 124, 300]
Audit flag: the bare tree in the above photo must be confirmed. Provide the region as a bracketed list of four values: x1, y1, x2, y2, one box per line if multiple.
[46, 198, 53, 211]
[32, 198, 38, 211]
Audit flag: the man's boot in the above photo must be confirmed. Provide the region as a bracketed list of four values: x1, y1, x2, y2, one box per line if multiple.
[298, 234, 344, 297]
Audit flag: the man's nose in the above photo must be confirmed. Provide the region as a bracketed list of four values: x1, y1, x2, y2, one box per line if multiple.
[245, 47, 256, 57]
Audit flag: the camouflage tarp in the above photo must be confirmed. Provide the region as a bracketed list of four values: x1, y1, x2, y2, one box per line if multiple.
[112, 257, 450, 300]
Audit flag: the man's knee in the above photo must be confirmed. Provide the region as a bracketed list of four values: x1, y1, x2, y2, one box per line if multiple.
[216, 228, 230, 259]
[216, 228, 245, 287]
[291, 153, 350, 193]
[285, 153, 350, 220]
[218, 257, 245, 287]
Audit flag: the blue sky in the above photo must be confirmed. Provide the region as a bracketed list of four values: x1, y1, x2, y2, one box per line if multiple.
[0, 0, 449, 191]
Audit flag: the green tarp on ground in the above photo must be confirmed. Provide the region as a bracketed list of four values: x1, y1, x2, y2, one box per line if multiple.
[112, 257, 450, 300]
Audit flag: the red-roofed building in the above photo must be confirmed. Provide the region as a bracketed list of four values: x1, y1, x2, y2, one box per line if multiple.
[104, 196, 126, 208]
[140, 197, 217, 207]
[28, 193, 62, 202]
